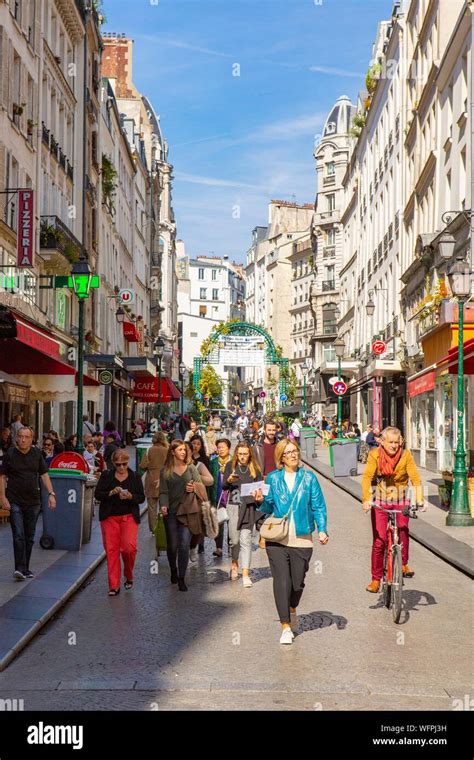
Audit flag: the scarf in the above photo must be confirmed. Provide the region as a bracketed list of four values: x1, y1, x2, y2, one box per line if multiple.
[218, 456, 230, 473]
[378, 445, 402, 477]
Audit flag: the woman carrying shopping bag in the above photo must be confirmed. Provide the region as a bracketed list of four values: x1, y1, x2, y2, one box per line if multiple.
[222, 443, 265, 587]
[254, 438, 328, 645]
[141, 432, 169, 534]
[159, 441, 207, 591]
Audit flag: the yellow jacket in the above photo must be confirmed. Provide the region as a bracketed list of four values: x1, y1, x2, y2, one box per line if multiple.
[361, 448, 423, 504]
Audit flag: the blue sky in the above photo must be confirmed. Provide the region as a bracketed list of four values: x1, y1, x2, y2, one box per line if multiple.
[102, 0, 393, 262]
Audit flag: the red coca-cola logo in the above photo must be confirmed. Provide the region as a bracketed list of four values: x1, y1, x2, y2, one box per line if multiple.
[50, 452, 89, 473]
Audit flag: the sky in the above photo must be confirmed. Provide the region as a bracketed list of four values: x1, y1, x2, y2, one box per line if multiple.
[102, 0, 393, 262]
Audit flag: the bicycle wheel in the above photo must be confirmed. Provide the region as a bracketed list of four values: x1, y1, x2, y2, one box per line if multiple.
[391, 544, 403, 623]
[382, 545, 391, 608]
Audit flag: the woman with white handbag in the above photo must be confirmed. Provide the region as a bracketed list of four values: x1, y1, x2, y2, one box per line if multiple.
[222, 443, 264, 587]
[253, 438, 328, 645]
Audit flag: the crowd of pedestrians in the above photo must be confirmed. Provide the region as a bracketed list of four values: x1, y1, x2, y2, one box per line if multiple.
[0, 406, 424, 645]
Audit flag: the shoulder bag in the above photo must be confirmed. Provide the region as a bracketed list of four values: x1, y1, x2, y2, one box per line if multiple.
[259, 475, 305, 543]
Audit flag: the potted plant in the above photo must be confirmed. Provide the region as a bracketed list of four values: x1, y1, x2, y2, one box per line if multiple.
[63, 240, 79, 264]
[13, 103, 24, 116]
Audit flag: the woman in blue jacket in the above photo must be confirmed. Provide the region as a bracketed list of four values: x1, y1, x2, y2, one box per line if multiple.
[254, 438, 328, 645]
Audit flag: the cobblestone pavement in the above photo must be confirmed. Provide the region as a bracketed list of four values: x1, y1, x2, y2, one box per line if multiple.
[0, 472, 471, 711]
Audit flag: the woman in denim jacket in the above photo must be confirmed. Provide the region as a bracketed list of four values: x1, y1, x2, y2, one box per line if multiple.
[254, 437, 328, 645]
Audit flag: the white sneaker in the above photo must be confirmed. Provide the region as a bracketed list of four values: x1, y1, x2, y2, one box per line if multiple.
[290, 612, 298, 631]
[279, 628, 294, 645]
[189, 548, 198, 562]
[242, 575, 253, 588]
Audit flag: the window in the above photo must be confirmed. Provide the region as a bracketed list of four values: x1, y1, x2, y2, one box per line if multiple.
[200, 288, 207, 299]
[326, 161, 335, 176]
[323, 344, 336, 362]
[199, 305, 207, 317]
[212, 289, 218, 301]
[326, 229, 336, 246]
[327, 194, 335, 211]
[198, 268, 205, 280]
[211, 269, 217, 280]
[190, 332, 198, 337]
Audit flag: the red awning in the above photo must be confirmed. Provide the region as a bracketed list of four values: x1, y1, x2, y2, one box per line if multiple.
[131, 376, 181, 402]
[123, 322, 140, 342]
[407, 370, 435, 398]
[438, 338, 474, 375]
[75, 372, 100, 386]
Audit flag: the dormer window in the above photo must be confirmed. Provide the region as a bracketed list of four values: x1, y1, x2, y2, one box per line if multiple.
[326, 122, 336, 134]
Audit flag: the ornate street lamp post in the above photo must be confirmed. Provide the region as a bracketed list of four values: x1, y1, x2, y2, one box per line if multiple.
[179, 361, 186, 418]
[154, 336, 165, 424]
[334, 337, 345, 436]
[71, 258, 93, 454]
[445, 259, 474, 526]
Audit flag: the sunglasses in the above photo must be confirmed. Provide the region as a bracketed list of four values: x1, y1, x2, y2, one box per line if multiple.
[115, 462, 129, 467]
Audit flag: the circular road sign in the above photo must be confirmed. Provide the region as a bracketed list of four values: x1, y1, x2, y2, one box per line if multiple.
[280, 393, 287, 402]
[333, 380, 347, 396]
[372, 340, 386, 356]
[259, 391, 266, 398]
[98, 369, 113, 385]
[118, 288, 135, 305]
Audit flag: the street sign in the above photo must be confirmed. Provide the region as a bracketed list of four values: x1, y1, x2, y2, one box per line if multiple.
[333, 380, 347, 396]
[328, 376, 339, 386]
[372, 340, 386, 355]
[259, 391, 266, 398]
[98, 369, 113, 385]
[118, 288, 135, 305]
[280, 393, 287, 402]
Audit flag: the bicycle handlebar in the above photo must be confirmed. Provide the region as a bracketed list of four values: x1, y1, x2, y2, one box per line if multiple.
[371, 503, 421, 518]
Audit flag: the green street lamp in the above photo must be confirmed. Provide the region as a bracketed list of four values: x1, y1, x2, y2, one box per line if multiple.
[71, 257, 93, 455]
[179, 361, 186, 417]
[446, 258, 474, 526]
[334, 337, 345, 436]
[301, 358, 311, 418]
[154, 336, 165, 423]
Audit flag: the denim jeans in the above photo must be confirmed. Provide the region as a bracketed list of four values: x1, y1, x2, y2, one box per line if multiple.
[9, 502, 41, 573]
[164, 512, 191, 578]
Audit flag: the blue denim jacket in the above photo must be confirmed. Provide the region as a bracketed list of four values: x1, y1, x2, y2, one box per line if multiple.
[260, 467, 327, 535]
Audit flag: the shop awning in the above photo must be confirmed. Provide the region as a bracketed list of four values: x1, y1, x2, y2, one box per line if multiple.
[408, 370, 436, 398]
[15, 374, 100, 403]
[438, 338, 474, 375]
[122, 357, 156, 377]
[131, 376, 181, 402]
[123, 322, 140, 342]
[0, 371, 30, 404]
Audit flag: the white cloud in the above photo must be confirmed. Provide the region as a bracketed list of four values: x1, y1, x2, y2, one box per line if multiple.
[174, 172, 263, 190]
[133, 33, 232, 59]
[309, 65, 362, 78]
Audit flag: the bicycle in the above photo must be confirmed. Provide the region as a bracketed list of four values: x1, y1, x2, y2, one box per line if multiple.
[373, 503, 421, 623]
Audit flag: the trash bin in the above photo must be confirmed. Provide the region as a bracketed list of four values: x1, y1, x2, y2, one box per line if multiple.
[299, 427, 318, 460]
[40, 471, 87, 550]
[82, 477, 97, 544]
[329, 439, 359, 477]
[125, 445, 137, 471]
[134, 436, 153, 473]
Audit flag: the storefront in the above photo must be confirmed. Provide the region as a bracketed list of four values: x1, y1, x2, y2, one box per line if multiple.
[0, 307, 99, 438]
[0, 370, 30, 429]
[408, 369, 437, 470]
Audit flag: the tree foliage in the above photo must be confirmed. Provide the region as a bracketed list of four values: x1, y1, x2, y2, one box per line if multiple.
[199, 365, 223, 404]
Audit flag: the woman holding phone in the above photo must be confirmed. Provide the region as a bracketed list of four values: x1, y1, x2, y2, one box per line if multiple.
[95, 449, 145, 596]
[222, 443, 263, 587]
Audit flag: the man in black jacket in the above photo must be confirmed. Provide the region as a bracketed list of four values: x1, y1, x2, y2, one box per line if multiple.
[252, 419, 281, 478]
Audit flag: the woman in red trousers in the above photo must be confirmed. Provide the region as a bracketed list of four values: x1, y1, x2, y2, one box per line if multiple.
[95, 449, 145, 596]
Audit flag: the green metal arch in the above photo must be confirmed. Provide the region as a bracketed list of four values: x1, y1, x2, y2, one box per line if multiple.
[193, 321, 289, 401]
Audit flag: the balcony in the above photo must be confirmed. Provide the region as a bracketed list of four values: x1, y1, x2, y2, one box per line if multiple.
[314, 209, 340, 225]
[42, 122, 50, 147]
[66, 161, 74, 182]
[323, 245, 336, 258]
[322, 280, 336, 292]
[86, 88, 99, 123]
[59, 148, 67, 170]
[40, 215, 81, 264]
[323, 175, 335, 187]
[50, 134, 59, 161]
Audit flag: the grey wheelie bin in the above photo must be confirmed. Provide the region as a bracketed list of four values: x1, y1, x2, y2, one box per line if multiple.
[40, 471, 87, 550]
[299, 427, 318, 461]
[329, 438, 359, 477]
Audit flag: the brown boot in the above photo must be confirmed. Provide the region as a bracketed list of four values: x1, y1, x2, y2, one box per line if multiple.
[366, 579, 380, 593]
[402, 565, 414, 577]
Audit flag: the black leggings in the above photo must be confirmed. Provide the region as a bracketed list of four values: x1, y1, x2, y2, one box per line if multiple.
[266, 542, 313, 623]
[164, 513, 191, 578]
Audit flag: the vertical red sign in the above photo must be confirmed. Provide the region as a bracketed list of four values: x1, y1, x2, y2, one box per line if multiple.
[17, 190, 34, 267]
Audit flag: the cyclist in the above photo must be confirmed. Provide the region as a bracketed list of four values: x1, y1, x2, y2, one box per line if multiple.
[361, 426, 424, 593]
[235, 410, 249, 441]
